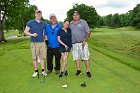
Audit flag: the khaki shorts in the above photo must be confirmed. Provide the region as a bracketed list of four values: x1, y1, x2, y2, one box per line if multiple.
[31, 42, 46, 59]
[72, 43, 90, 61]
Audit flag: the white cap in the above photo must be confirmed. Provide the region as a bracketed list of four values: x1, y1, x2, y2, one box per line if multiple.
[35, 9, 42, 13]
[49, 14, 56, 18]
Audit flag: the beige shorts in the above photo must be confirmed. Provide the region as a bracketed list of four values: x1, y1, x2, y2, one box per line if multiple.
[72, 43, 90, 61]
[31, 42, 46, 60]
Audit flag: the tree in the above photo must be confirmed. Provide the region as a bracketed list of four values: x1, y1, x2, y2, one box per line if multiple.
[67, 3, 99, 28]
[131, 4, 140, 28]
[111, 13, 121, 28]
[104, 14, 113, 27]
[120, 14, 128, 27]
[0, 0, 30, 42]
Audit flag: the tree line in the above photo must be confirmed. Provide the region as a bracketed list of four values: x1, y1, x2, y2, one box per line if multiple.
[0, 1, 140, 42]
[67, 3, 140, 29]
[99, 4, 140, 28]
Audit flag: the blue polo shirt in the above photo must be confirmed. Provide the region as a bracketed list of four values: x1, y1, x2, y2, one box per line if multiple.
[27, 19, 46, 42]
[45, 23, 62, 48]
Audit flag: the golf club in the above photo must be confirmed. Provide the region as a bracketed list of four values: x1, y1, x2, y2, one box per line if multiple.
[62, 50, 68, 88]
[80, 47, 87, 87]
[33, 36, 45, 83]
[62, 66, 68, 88]
[33, 37, 40, 80]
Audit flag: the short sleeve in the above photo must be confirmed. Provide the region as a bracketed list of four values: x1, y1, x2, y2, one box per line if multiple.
[59, 24, 63, 30]
[43, 22, 47, 29]
[69, 21, 73, 30]
[83, 20, 90, 32]
[44, 27, 48, 35]
[57, 30, 61, 36]
[27, 21, 32, 28]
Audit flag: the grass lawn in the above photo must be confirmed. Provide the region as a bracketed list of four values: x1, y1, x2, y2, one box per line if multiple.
[4, 30, 24, 38]
[0, 27, 140, 93]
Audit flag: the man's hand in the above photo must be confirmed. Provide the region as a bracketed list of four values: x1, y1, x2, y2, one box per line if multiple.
[31, 33, 38, 37]
[82, 40, 86, 48]
[82, 32, 91, 48]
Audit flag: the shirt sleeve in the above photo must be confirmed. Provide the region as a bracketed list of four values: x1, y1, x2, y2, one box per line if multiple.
[27, 21, 32, 28]
[44, 27, 48, 36]
[57, 30, 61, 36]
[44, 22, 47, 29]
[83, 20, 90, 32]
[59, 24, 63, 30]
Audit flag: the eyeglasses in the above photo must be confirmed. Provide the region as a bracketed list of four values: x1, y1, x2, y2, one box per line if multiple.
[52, 29, 54, 34]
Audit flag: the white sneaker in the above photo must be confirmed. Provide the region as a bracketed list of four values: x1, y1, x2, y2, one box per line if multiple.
[32, 72, 38, 78]
[42, 71, 47, 77]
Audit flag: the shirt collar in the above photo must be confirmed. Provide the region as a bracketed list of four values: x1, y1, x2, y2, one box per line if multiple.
[49, 23, 60, 30]
[34, 19, 42, 23]
[71, 19, 82, 24]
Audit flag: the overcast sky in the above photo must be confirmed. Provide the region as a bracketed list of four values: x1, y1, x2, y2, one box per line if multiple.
[29, 0, 140, 21]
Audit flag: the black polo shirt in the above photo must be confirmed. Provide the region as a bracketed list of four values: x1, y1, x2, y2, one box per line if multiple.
[57, 28, 72, 47]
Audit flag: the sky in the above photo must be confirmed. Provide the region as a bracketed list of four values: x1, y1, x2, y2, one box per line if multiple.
[29, 0, 140, 21]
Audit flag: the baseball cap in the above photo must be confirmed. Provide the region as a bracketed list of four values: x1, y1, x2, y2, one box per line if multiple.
[49, 14, 56, 18]
[35, 9, 42, 13]
[73, 11, 80, 15]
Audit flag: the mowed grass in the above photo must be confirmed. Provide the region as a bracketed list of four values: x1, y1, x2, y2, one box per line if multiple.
[0, 27, 140, 93]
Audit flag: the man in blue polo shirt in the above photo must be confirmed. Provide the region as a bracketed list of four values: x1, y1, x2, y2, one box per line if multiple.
[45, 14, 62, 74]
[24, 10, 47, 78]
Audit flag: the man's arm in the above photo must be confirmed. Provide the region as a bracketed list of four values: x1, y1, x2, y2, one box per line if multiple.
[82, 32, 91, 48]
[44, 35, 49, 46]
[82, 20, 91, 48]
[84, 32, 91, 42]
[24, 26, 37, 37]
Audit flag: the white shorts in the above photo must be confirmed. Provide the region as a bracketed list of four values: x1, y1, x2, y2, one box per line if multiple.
[72, 43, 90, 61]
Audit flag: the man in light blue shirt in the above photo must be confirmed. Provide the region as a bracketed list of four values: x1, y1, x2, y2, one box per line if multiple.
[45, 14, 62, 74]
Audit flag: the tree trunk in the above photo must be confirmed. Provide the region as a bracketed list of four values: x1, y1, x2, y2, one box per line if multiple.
[0, 11, 6, 42]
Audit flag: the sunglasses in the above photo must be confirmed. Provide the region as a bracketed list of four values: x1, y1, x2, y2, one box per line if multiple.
[52, 29, 54, 34]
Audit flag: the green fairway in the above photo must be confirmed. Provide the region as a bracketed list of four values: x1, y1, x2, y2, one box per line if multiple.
[0, 27, 140, 93]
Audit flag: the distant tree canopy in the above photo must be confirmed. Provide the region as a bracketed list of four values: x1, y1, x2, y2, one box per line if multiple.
[100, 4, 140, 28]
[0, 2, 140, 42]
[5, 4, 38, 32]
[67, 4, 100, 28]
[131, 4, 140, 28]
[0, 0, 38, 41]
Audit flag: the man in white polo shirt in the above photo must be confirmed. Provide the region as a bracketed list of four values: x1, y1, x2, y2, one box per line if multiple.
[70, 11, 91, 78]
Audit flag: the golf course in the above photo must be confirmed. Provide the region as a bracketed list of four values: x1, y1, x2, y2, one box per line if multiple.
[0, 27, 140, 93]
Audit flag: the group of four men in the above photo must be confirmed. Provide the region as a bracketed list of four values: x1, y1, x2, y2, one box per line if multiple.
[24, 10, 92, 78]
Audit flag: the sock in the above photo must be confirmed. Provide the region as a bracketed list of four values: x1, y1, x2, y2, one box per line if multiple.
[35, 69, 38, 72]
[42, 69, 44, 72]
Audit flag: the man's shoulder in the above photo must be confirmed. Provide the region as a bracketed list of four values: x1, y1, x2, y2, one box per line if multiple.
[57, 23, 62, 28]
[41, 20, 47, 25]
[70, 21, 73, 24]
[80, 19, 87, 23]
[46, 24, 51, 27]
[28, 19, 35, 24]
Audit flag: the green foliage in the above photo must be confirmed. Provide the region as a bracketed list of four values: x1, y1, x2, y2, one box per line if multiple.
[101, 4, 140, 28]
[104, 14, 113, 27]
[4, 4, 38, 32]
[131, 4, 140, 28]
[1, 0, 39, 32]
[0, 0, 37, 41]
[111, 13, 121, 28]
[67, 3, 99, 28]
